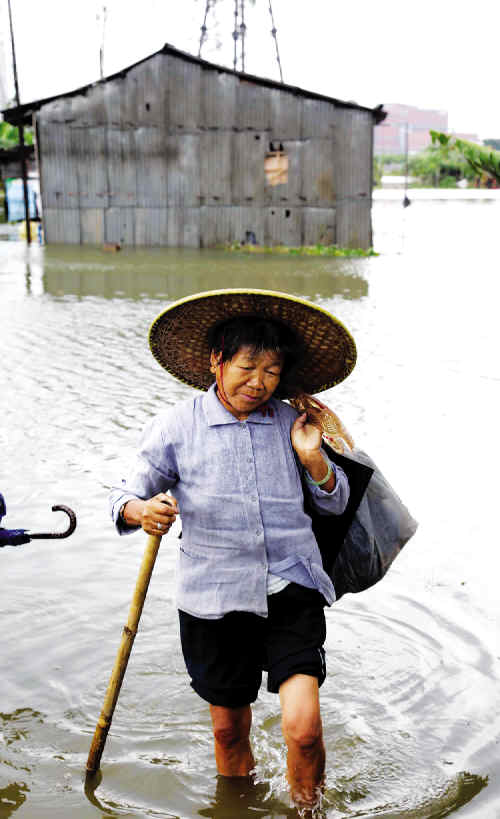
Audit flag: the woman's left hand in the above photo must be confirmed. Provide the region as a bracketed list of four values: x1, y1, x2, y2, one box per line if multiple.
[291, 412, 322, 460]
[291, 412, 335, 492]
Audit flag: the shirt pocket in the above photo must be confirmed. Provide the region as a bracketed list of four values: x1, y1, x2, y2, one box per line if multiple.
[187, 493, 250, 547]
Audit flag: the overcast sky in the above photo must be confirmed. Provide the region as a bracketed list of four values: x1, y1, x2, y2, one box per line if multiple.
[2, 0, 499, 139]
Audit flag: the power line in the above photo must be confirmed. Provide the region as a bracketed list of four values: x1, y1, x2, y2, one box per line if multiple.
[268, 0, 283, 83]
[198, 0, 212, 58]
[198, 0, 284, 81]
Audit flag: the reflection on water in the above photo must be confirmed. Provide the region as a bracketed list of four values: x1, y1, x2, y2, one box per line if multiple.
[0, 782, 29, 818]
[0, 712, 35, 817]
[39, 245, 369, 303]
[199, 776, 296, 818]
[0, 709, 44, 748]
[1, 198, 500, 818]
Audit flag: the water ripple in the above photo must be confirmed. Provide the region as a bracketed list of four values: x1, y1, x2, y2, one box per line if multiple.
[2, 199, 500, 816]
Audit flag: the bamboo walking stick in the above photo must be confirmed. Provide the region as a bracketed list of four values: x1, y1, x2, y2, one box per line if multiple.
[86, 533, 162, 778]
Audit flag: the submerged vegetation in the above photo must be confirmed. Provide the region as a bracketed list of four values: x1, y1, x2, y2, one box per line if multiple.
[222, 242, 378, 257]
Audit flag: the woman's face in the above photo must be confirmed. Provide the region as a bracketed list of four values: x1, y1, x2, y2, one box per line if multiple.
[210, 345, 283, 420]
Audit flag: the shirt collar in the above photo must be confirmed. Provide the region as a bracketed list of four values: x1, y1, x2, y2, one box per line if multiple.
[203, 383, 276, 426]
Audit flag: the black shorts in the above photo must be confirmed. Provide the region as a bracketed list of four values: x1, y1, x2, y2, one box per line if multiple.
[178, 582, 327, 708]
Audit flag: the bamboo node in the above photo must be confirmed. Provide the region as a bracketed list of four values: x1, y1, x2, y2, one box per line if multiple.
[97, 716, 111, 728]
[123, 625, 136, 637]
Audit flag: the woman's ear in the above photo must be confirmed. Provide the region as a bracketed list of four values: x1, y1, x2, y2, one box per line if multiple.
[209, 350, 221, 374]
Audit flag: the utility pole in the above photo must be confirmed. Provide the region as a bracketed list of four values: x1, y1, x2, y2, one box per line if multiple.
[233, 0, 239, 71]
[240, 0, 246, 73]
[403, 122, 411, 208]
[99, 5, 107, 80]
[7, 0, 31, 244]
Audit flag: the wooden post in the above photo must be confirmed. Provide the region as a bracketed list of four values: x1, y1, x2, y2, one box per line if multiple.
[86, 534, 162, 777]
[7, 0, 31, 244]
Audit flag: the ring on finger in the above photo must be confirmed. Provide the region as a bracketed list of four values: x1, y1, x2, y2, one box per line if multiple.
[156, 521, 162, 531]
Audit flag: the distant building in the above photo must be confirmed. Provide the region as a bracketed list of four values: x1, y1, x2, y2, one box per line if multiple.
[3, 43, 385, 249]
[374, 103, 448, 156]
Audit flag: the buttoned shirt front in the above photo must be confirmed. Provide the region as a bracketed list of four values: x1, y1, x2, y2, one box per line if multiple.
[109, 385, 350, 618]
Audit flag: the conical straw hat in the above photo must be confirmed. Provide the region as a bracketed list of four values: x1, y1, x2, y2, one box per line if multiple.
[149, 288, 356, 398]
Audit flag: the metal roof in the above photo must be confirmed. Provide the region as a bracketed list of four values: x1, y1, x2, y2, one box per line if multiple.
[2, 41, 386, 126]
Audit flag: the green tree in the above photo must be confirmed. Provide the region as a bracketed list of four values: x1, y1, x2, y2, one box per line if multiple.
[373, 155, 383, 187]
[430, 131, 500, 185]
[0, 121, 33, 150]
[379, 153, 406, 166]
[408, 140, 478, 187]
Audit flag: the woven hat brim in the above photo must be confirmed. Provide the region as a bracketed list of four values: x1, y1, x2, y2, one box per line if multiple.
[149, 289, 356, 398]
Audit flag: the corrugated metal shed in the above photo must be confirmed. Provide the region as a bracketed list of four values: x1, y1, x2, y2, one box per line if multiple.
[4, 43, 386, 248]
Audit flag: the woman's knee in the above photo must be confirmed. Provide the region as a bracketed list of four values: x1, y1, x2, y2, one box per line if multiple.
[211, 704, 252, 749]
[280, 675, 323, 750]
[213, 724, 249, 750]
[283, 718, 323, 751]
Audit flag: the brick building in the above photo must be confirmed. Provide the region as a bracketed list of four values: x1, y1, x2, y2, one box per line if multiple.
[374, 103, 448, 156]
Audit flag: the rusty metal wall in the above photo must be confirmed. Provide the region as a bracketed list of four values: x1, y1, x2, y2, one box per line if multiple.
[36, 49, 374, 248]
[334, 108, 374, 248]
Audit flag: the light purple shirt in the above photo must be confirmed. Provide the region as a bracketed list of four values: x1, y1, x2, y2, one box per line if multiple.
[109, 385, 349, 618]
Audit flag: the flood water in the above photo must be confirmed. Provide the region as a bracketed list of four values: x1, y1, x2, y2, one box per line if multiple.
[1, 194, 500, 818]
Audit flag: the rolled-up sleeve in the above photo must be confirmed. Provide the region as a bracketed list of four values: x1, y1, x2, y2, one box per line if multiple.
[109, 414, 179, 535]
[303, 452, 349, 516]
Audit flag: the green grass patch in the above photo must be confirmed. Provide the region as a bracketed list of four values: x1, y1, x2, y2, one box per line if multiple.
[221, 242, 378, 257]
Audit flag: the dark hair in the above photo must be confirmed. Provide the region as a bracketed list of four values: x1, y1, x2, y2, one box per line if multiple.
[208, 315, 303, 397]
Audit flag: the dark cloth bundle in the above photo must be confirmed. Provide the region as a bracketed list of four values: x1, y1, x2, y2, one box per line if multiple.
[305, 443, 418, 601]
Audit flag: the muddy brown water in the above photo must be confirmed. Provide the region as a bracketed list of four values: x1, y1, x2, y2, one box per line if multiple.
[1, 196, 500, 818]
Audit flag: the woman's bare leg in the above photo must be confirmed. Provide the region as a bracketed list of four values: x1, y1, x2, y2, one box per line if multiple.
[280, 674, 325, 807]
[209, 703, 255, 776]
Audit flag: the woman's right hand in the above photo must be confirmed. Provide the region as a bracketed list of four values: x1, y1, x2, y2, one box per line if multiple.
[123, 493, 179, 536]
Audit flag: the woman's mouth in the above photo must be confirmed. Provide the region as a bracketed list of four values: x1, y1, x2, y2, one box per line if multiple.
[240, 393, 261, 402]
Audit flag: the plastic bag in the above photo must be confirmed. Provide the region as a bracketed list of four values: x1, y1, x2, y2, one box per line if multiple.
[292, 391, 419, 600]
[330, 448, 418, 600]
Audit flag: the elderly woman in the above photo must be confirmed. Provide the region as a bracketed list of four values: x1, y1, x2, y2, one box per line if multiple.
[109, 289, 357, 809]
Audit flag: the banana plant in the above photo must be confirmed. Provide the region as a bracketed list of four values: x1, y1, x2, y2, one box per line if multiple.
[431, 130, 500, 184]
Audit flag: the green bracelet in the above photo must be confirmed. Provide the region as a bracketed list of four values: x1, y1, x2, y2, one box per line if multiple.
[304, 460, 333, 487]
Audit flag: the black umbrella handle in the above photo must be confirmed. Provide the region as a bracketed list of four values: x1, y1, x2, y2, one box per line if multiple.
[29, 505, 77, 540]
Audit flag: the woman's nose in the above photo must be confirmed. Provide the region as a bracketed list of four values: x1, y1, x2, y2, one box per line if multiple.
[247, 372, 264, 388]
